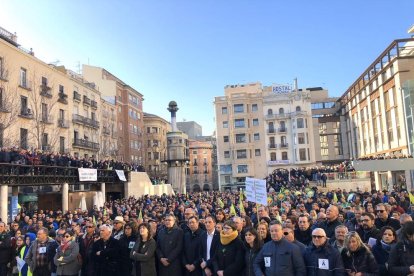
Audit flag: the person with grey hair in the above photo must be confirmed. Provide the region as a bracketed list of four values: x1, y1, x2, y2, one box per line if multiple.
[330, 225, 348, 253]
[91, 224, 122, 276]
[396, 213, 413, 241]
[304, 228, 344, 275]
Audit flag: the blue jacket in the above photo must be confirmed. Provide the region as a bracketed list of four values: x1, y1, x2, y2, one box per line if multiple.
[303, 242, 344, 276]
[253, 238, 306, 276]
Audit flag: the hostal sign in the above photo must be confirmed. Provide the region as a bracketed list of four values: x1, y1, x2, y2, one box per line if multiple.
[272, 84, 293, 94]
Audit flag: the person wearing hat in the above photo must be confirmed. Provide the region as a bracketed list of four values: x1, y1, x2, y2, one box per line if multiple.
[112, 216, 125, 240]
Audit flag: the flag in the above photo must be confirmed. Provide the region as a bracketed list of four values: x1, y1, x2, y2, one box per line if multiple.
[239, 200, 245, 215]
[217, 198, 224, 208]
[229, 204, 237, 217]
[103, 208, 107, 216]
[93, 215, 96, 225]
[409, 192, 414, 204]
[17, 203, 21, 209]
[138, 210, 143, 220]
[239, 190, 244, 201]
[333, 192, 338, 203]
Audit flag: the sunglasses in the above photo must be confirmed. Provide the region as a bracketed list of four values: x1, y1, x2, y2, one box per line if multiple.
[283, 232, 291, 236]
[64, 235, 71, 238]
[312, 235, 325, 239]
[376, 210, 385, 213]
[86, 226, 94, 228]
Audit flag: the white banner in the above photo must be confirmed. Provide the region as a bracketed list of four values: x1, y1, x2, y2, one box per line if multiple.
[116, 170, 127, 181]
[78, 168, 97, 182]
[245, 177, 268, 206]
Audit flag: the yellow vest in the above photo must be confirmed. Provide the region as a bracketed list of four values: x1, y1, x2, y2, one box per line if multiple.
[19, 246, 32, 276]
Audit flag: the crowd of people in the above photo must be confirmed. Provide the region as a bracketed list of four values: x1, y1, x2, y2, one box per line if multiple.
[0, 147, 145, 172]
[1, 185, 414, 276]
[356, 153, 414, 160]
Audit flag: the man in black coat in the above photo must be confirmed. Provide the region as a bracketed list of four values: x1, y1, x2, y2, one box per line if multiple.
[156, 214, 184, 276]
[319, 205, 342, 239]
[182, 216, 205, 276]
[199, 215, 220, 276]
[92, 224, 121, 276]
[357, 212, 380, 243]
[375, 203, 401, 231]
[0, 222, 11, 276]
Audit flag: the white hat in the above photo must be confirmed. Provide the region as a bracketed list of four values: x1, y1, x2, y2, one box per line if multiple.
[114, 216, 125, 224]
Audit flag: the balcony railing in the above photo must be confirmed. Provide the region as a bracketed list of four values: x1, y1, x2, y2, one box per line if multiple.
[73, 138, 100, 151]
[72, 114, 99, 129]
[19, 108, 33, 119]
[83, 96, 91, 106]
[58, 92, 68, 104]
[268, 144, 277, 149]
[280, 143, 289, 148]
[41, 115, 54, 124]
[91, 100, 98, 109]
[267, 128, 276, 134]
[19, 80, 32, 91]
[57, 119, 70, 128]
[40, 85, 52, 98]
[278, 127, 287, 133]
[73, 91, 81, 101]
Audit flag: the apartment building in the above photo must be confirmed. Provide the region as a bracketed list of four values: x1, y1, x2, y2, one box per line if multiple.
[83, 65, 144, 163]
[310, 88, 349, 164]
[143, 112, 171, 181]
[340, 36, 414, 189]
[100, 99, 118, 159]
[187, 140, 213, 191]
[0, 27, 100, 158]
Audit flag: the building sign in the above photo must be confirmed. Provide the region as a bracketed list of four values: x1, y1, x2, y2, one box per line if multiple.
[78, 168, 98, 182]
[272, 84, 293, 94]
[267, 160, 290, 166]
[245, 177, 268, 206]
[116, 170, 127, 181]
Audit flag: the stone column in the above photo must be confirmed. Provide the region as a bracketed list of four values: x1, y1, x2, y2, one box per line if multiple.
[101, 183, 106, 202]
[0, 185, 8, 223]
[62, 183, 69, 212]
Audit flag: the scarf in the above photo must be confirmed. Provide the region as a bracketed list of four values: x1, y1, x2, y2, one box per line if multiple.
[220, 230, 238, 245]
[60, 241, 71, 253]
[381, 240, 392, 252]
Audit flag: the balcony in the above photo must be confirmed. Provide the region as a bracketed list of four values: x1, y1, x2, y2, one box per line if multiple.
[19, 108, 33, 119]
[72, 114, 100, 129]
[57, 119, 70, 128]
[280, 143, 289, 148]
[278, 127, 287, 133]
[41, 115, 54, 124]
[19, 80, 32, 91]
[91, 100, 98, 109]
[73, 138, 100, 151]
[267, 128, 276, 134]
[268, 143, 277, 149]
[265, 113, 290, 120]
[83, 95, 91, 106]
[103, 126, 111, 135]
[40, 85, 52, 98]
[58, 92, 68, 104]
[0, 69, 8, 81]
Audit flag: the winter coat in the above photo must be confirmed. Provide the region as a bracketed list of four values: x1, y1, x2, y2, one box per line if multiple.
[357, 227, 381, 243]
[156, 225, 184, 276]
[372, 240, 395, 276]
[130, 238, 157, 276]
[53, 241, 81, 276]
[119, 234, 137, 276]
[254, 238, 306, 276]
[91, 236, 121, 276]
[24, 237, 57, 273]
[212, 236, 245, 275]
[304, 241, 344, 276]
[0, 231, 11, 265]
[182, 228, 205, 276]
[388, 239, 414, 276]
[244, 246, 260, 276]
[341, 246, 379, 276]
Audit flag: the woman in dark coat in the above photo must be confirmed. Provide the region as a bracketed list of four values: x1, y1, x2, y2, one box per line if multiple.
[243, 227, 263, 276]
[119, 222, 138, 275]
[130, 223, 157, 276]
[212, 220, 245, 276]
[341, 231, 379, 276]
[388, 221, 414, 276]
[372, 226, 397, 276]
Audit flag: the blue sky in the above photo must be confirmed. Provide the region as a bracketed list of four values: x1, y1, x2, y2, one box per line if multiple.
[1, 1, 413, 135]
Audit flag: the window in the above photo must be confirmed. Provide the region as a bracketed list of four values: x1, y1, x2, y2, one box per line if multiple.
[319, 123, 327, 134]
[223, 121, 228, 128]
[334, 134, 343, 155]
[224, 151, 230, 158]
[234, 104, 244, 113]
[20, 68, 27, 88]
[20, 128, 28, 149]
[0, 88, 3, 109]
[237, 165, 248, 173]
[267, 109, 273, 115]
[0, 125, 3, 148]
[252, 104, 258, 112]
[224, 176, 231, 183]
[252, 119, 259, 126]
[279, 108, 284, 114]
[254, 133, 260, 141]
[296, 106, 301, 112]
[234, 119, 245, 128]
[298, 133, 305, 144]
[270, 152, 276, 161]
[236, 150, 247, 159]
[20, 96, 28, 115]
[223, 136, 229, 142]
[59, 85, 64, 94]
[255, 149, 261, 156]
[299, 148, 307, 161]
[235, 133, 246, 143]
[59, 137, 65, 153]
[297, 118, 304, 128]
[282, 152, 288, 160]
[222, 107, 228, 114]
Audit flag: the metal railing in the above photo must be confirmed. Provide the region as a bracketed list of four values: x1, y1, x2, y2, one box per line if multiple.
[73, 138, 100, 151]
[83, 96, 91, 105]
[72, 114, 99, 129]
[73, 91, 81, 101]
